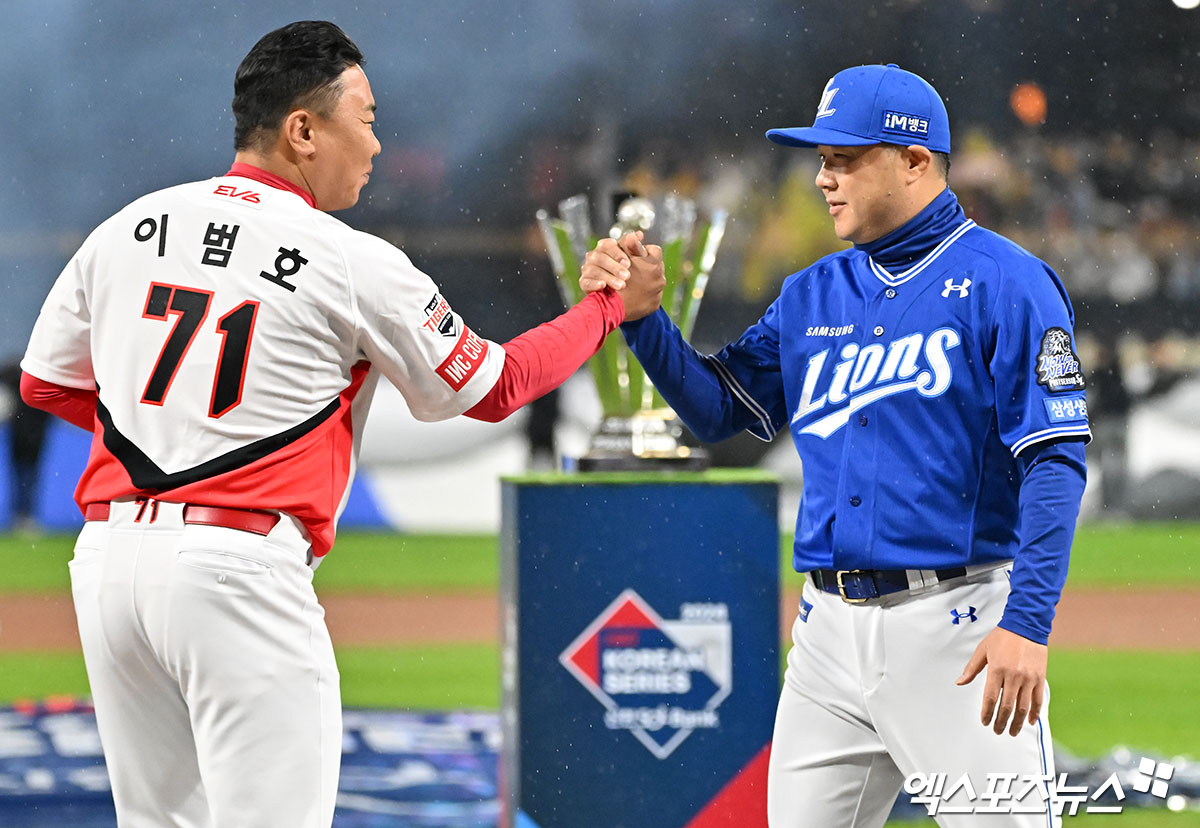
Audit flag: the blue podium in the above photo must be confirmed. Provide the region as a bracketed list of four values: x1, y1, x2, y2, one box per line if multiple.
[500, 470, 779, 828]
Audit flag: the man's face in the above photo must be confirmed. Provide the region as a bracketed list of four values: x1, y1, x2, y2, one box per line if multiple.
[307, 65, 381, 211]
[814, 144, 909, 244]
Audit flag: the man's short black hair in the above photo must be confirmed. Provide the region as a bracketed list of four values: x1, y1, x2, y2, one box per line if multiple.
[933, 151, 951, 182]
[233, 21, 364, 152]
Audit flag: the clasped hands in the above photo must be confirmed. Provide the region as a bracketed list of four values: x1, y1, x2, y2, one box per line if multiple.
[579, 232, 665, 322]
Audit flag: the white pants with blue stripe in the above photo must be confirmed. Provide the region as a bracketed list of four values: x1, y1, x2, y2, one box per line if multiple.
[767, 566, 1060, 827]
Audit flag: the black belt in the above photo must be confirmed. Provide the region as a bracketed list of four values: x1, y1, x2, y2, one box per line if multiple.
[810, 567, 968, 603]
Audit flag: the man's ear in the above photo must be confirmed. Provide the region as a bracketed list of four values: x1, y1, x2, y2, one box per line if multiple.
[282, 109, 317, 159]
[903, 145, 934, 183]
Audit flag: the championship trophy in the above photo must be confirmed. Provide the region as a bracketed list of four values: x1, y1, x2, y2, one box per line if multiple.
[537, 193, 726, 471]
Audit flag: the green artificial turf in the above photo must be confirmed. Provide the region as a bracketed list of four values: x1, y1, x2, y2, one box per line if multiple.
[337, 647, 1200, 761]
[313, 532, 500, 593]
[1064, 523, 1200, 587]
[0, 646, 506, 711]
[2, 646, 1197, 826]
[0, 645, 506, 711]
[0, 533, 76, 593]
[1049, 650, 1200, 758]
[0, 531, 503, 594]
[8, 644, 1194, 764]
[0, 651, 91, 703]
[4, 521, 1198, 595]
[337, 643, 501, 709]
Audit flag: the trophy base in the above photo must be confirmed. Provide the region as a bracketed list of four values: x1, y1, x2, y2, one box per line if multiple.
[576, 410, 711, 472]
[576, 452, 710, 472]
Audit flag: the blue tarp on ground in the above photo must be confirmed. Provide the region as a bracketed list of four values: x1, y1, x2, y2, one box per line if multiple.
[2, 703, 1197, 826]
[0, 702, 498, 828]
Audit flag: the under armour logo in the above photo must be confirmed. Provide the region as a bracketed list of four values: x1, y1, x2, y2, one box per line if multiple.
[815, 81, 839, 119]
[942, 278, 972, 298]
[950, 606, 978, 625]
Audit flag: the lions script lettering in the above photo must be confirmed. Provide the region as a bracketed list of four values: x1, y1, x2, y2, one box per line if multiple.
[793, 328, 961, 438]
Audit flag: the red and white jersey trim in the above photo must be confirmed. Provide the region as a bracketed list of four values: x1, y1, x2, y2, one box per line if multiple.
[22, 165, 504, 555]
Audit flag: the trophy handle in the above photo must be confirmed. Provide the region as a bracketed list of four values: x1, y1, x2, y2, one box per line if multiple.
[543, 220, 631, 416]
[679, 210, 727, 341]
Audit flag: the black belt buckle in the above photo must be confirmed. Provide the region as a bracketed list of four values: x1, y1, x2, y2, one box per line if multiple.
[835, 569, 872, 604]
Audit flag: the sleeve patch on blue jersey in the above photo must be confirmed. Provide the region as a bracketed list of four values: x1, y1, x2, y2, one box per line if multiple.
[1044, 396, 1088, 423]
[1036, 327, 1086, 392]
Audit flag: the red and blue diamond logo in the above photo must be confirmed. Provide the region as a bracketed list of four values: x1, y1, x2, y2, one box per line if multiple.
[559, 589, 733, 758]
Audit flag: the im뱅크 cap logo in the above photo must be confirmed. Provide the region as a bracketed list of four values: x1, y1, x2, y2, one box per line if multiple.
[882, 110, 930, 137]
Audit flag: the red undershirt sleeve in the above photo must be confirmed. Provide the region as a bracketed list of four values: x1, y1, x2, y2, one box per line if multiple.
[464, 289, 626, 423]
[20, 372, 98, 431]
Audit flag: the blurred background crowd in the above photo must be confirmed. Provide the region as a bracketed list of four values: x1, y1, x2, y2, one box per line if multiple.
[2, 0, 1199, 528]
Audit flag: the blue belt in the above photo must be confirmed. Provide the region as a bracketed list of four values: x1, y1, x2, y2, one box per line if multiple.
[810, 567, 968, 603]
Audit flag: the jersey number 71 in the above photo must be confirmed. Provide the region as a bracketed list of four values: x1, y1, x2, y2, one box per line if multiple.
[139, 282, 259, 418]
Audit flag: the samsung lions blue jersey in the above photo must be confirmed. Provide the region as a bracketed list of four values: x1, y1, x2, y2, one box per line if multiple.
[702, 189, 1090, 572]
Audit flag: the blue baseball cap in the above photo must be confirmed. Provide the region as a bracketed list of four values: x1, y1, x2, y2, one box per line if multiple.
[766, 63, 950, 153]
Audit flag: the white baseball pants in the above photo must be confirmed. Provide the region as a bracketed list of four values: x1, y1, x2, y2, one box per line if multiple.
[768, 567, 1060, 828]
[69, 499, 341, 828]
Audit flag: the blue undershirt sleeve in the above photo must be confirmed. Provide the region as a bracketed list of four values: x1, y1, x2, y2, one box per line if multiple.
[620, 309, 771, 443]
[998, 438, 1088, 645]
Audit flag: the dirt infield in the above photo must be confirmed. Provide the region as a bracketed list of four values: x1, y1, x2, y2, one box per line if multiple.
[3, 587, 1199, 652]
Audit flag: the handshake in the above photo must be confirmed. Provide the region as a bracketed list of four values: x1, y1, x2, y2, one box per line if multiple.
[579, 232, 666, 322]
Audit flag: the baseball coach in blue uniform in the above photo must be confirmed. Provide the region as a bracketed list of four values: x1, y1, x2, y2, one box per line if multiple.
[581, 63, 1090, 826]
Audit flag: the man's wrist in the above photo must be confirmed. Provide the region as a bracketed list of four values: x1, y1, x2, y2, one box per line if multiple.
[997, 615, 1050, 646]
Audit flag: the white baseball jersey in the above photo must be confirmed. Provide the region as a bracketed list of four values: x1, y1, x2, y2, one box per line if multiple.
[22, 165, 504, 555]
